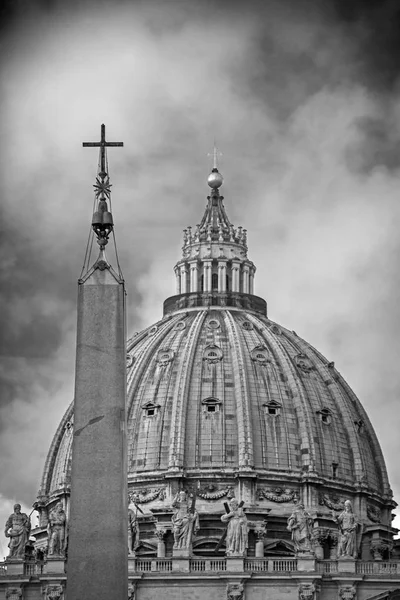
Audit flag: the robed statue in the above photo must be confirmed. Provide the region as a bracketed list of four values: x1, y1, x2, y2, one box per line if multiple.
[48, 502, 67, 556]
[333, 500, 358, 558]
[128, 508, 139, 555]
[221, 498, 248, 557]
[4, 503, 31, 559]
[171, 491, 199, 550]
[287, 502, 314, 553]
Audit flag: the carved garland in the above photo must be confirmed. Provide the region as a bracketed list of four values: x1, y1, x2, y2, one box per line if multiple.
[258, 487, 297, 503]
[367, 504, 381, 523]
[42, 585, 64, 600]
[6, 589, 22, 600]
[128, 488, 166, 504]
[319, 494, 345, 511]
[339, 586, 357, 600]
[299, 584, 316, 600]
[227, 582, 244, 600]
[197, 487, 234, 501]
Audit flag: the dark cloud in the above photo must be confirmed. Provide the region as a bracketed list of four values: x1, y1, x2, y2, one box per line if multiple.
[331, 0, 400, 90]
[345, 115, 400, 173]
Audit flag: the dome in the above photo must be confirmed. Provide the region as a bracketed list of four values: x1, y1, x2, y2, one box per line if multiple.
[36, 168, 395, 550]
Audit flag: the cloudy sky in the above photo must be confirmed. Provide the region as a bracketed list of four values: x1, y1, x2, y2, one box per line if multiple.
[1, 0, 400, 557]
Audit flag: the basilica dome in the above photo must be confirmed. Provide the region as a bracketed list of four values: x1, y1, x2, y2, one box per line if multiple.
[37, 167, 395, 550]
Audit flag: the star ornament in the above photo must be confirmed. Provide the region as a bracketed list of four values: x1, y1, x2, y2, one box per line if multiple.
[93, 175, 112, 199]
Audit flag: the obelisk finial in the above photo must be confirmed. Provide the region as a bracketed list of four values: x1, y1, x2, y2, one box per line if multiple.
[83, 124, 124, 247]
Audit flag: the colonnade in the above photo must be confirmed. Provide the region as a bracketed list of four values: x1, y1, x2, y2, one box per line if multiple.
[174, 260, 255, 295]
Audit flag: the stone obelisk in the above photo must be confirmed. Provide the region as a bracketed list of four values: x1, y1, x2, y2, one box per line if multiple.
[67, 125, 128, 600]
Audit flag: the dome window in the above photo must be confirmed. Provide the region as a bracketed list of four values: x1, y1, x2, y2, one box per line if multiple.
[203, 344, 223, 364]
[355, 419, 364, 433]
[263, 400, 281, 417]
[174, 321, 186, 331]
[156, 348, 174, 366]
[142, 402, 160, 418]
[270, 324, 281, 335]
[207, 319, 220, 330]
[242, 321, 253, 331]
[251, 345, 269, 364]
[202, 396, 222, 413]
[148, 325, 158, 336]
[317, 408, 332, 425]
[295, 353, 314, 373]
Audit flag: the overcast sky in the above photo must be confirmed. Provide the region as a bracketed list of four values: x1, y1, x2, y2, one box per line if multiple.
[1, 0, 400, 558]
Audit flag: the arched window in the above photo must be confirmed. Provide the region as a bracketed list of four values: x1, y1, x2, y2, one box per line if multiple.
[212, 273, 218, 291]
[226, 274, 230, 292]
[201, 275, 204, 292]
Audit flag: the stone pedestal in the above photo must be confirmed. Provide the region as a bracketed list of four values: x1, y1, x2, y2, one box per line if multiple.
[128, 556, 136, 573]
[157, 541, 166, 558]
[338, 558, 356, 573]
[5, 559, 24, 576]
[255, 541, 264, 558]
[172, 557, 190, 572]
[173, 548, 190, 558]
[44, 556, 65, 574]
[297, 554, 316, 572]
[226, 557, 245, 572]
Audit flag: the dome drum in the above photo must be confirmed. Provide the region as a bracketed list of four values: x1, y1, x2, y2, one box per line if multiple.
[163, 291, 267, 316]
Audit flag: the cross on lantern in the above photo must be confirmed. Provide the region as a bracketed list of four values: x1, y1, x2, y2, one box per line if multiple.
[83, 123, 124, 176]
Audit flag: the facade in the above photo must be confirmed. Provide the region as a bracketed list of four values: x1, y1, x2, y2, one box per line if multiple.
[1, 162, 400, 600]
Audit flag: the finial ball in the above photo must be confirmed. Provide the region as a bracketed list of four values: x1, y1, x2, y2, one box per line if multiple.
[207, 169, 223, 189]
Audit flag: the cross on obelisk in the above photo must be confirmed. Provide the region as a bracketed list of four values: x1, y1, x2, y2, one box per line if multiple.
[83, 123, 123, 176]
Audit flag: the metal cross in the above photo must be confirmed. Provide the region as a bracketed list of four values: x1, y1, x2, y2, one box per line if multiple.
[208, 142, 222, 170]
[83, 123, 123, 176]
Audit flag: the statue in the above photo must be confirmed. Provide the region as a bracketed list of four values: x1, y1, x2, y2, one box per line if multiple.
[287, 502, 314, 553]
[333, 500, 358, 558]
[4, 504, 30, 559]
[47, 502, 66, 556]
[171, 491, 199, 550]
[128, 508, 139, 555]
[221, 498, 248, 557]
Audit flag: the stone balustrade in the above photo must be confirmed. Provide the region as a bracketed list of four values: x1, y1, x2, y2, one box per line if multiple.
[2, 558, 400, 577]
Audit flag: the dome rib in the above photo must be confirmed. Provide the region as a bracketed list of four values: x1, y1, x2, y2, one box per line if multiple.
[127, 314, 183, 473]
[246, 315, 294, 471]
[260, 323, 318, 474]
[39, 401, 74, 496]
[336, 375, 391, 496]
[224, 311, 254, 469]
[168, 311, 206, 470]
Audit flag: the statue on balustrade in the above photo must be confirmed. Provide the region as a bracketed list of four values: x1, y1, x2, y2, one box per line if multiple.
[287, 502, 314, 553]
[171, 491, 199, 550]
[4, 503, 31, 559]
[333, 500, 358, 558]
[128, 508, 139, 555]
[221, 498, 248, 557]
[47, 502, 66, 556]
